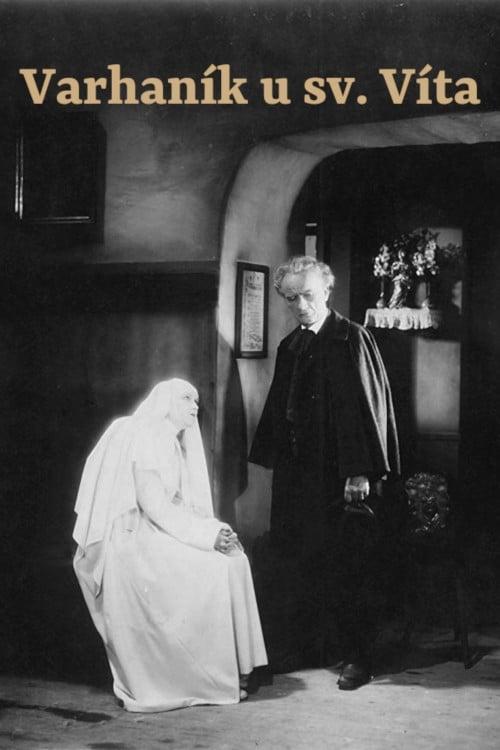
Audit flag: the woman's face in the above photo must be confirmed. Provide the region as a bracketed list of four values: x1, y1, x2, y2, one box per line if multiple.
[168, 384, 199, 431]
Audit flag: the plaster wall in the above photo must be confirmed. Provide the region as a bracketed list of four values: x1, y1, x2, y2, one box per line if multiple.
[215, 143, 321, 533]
[412, 228, 462, 436]
[85, 107, 247, 263]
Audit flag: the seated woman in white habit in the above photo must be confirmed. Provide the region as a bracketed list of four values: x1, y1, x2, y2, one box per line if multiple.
[73, 378, 267, 712]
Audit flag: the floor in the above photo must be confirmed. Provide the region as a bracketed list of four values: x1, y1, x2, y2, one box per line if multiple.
[1, 629, 499, 750]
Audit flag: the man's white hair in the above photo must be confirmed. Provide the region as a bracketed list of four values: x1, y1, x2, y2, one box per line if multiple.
[273, 255, 335, 295]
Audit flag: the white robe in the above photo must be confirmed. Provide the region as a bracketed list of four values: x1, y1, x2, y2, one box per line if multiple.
[74, 418, 267, 712]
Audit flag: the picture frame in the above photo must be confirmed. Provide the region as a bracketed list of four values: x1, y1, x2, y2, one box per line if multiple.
[14, 113, 106, 233]
[235, 262, 269, 358]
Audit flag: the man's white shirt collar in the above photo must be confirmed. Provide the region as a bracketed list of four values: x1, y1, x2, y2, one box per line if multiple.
[301, 309, 330, 334]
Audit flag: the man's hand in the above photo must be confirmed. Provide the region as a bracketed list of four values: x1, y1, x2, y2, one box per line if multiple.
[344, 475, 370, 505]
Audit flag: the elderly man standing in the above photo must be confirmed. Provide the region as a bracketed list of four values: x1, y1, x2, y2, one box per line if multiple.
[249, 255, 400, 690]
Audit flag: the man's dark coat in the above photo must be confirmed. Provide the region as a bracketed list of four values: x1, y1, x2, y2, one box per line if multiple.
[249, 310, 400, 551]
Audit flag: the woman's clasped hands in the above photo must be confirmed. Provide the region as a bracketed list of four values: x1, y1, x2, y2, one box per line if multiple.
[214, 526, 242, 555]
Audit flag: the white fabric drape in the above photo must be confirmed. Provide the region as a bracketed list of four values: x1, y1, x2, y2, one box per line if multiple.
[73, 379, 267, 712]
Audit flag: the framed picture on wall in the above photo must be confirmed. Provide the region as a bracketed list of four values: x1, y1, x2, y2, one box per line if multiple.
[235, 262, 269, 358]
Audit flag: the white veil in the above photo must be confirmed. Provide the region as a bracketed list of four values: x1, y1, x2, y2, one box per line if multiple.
[73, 379, 214, 594]
[132, 379, 213, 519]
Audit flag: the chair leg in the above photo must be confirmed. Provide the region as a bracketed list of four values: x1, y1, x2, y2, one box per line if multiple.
[319, 577, 328, 666]
[455, 567, 471, 668]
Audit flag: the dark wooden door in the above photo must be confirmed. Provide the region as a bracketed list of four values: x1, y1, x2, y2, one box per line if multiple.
[459, 219, 500, 535]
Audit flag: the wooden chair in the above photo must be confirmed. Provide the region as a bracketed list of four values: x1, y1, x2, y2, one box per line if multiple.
[403, 472, 472, 668]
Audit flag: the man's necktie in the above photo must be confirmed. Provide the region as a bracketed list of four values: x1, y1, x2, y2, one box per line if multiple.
[286, 328, 315, 423]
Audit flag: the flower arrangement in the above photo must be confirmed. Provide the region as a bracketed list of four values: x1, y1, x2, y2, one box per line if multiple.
[411, 232, 439, 279]
[372, 229, 462, 308]
[373, 244, 392, 278]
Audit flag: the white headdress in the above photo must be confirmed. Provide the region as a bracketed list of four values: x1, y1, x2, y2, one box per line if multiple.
[133, 379, 213, 518]
[73, 379, 213, 594]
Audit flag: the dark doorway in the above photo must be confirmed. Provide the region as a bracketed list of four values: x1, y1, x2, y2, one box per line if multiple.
[288, 141, 500, 548]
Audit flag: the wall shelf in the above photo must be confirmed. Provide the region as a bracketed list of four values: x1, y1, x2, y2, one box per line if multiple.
[0, 260, 220, 315]
[364, 307, 442, 331]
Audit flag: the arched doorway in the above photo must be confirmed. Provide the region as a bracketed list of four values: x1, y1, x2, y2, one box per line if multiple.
[216, 111, 500, 542]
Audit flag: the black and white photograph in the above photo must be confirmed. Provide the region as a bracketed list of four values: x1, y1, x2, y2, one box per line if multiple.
[1, 1, 500, 748]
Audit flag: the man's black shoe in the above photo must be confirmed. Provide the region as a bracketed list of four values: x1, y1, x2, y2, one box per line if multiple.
[337, 662, 372, 690]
